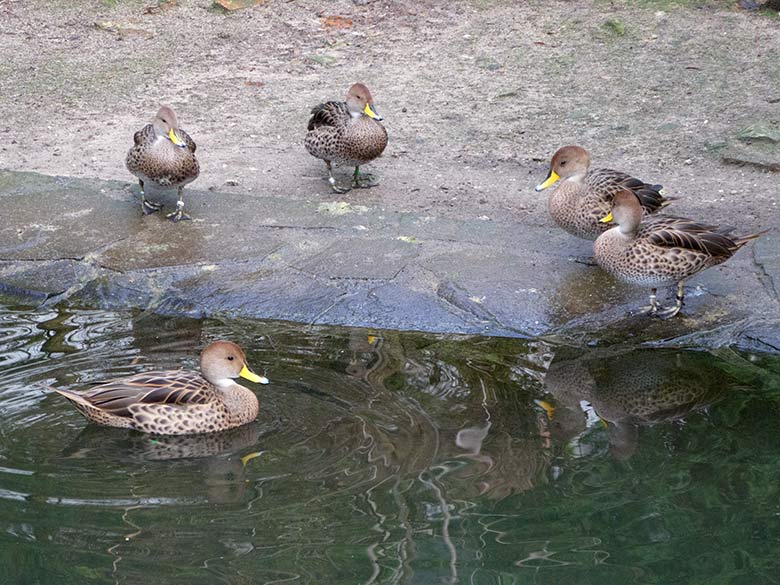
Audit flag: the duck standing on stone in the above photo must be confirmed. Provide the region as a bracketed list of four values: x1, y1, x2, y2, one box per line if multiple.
[594, 190, 765, 318]
[535, 145, 674, 240]
[51, 341, 269, 435]
[305, 83, 388, 193]
[126, 106, 200, 221]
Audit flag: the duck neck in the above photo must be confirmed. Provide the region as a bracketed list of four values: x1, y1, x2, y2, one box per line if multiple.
[219, 382, 260, 426]
[615, 224, 638, 242]
[565, 171, 587, 185]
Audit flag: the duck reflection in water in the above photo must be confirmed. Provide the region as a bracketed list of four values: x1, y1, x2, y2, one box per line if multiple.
[539, 347, 730, 459]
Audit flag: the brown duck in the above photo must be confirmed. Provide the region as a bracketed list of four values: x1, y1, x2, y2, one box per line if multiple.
[535, 145, 674, 240]
[52, 341, 268, 435]
[305, 83, 388, 193]
[126, 105, 200, 221]
[594, 190, 765, 318]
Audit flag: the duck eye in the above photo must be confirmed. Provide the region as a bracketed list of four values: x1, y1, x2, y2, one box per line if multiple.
[561, 160, 567, 166]
[227, 356, 235, 361]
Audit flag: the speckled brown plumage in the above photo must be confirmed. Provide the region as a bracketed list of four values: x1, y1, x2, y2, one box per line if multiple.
[305, 83, 388, 192]
[126, 106, 200, 220]
[305, 102, 387, 166]
[52, 341, 268, 435]
[536, 145, 673, 240]
[126, 124, 199, 187]
[594, 190, 764, 317]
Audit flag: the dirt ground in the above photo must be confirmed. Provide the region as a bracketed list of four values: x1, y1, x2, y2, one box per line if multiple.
[0, 0, 778, 228]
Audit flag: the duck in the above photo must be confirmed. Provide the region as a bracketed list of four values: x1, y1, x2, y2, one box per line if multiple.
[535, 145, 674, 240]
[594, 190, 765, 318]
[126, 105, 200, 221]
[52, 341, 269, 435]
[305, 83, 388, 194]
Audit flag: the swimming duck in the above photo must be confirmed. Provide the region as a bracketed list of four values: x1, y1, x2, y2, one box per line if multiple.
[126, 106, 200, 221]
[535, 145, 674, 240]
[52, 341, 268, 435]
[305, 83, 388, 193]
[594, 190, 764, 318]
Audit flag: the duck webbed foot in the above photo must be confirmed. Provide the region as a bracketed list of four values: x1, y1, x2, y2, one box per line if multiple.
[352, 166, 378, 189]
[138, 180, 162, 215]
[141, 197, 163, 215]
[166, 189, 191, 222]
[635, 288, 660, 316]
[655, 282, 685, 320]
[329, 176, 351, 194]
[325, 161, 351, 194]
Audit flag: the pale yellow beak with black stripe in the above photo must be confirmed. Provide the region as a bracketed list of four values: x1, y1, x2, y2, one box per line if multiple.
[239, 363, 269, 385]
[535, 169, 560, 192]
[363, 102, 383, 121]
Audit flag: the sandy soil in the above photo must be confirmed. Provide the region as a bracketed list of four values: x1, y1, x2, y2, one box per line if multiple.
[0, 0, 778, 227]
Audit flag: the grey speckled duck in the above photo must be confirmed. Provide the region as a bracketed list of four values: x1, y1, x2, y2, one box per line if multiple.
[535, 145, 674, 240]
[305, 83, 388, 193]
[52, 341, 269, 435]
[126, 106, 200, 221]
[594, 190, 765, 318]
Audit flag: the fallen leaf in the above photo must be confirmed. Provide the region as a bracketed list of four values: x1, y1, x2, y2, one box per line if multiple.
[322, 15, 353, 29]
[213, 0, 263, 11]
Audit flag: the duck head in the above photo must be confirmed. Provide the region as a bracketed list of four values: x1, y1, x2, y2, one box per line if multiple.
[535, 145, 590, 191]
[600, 190, 643, 235]
[200, 341, 269, 388]
[345, 83, 383, 121]
[152, 105, 188, 148]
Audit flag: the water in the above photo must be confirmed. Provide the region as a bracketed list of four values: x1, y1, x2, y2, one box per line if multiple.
[1, 305, 780, 584]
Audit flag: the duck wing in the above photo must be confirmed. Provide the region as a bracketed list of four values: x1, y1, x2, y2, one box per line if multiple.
[76, 371, 214, 418]
[307, 101, 350, 131]
[132, 124, 154, 147]
[642, 218, 741, 259]
[177, 128, 197, 153]
[589, 168, 671, 214]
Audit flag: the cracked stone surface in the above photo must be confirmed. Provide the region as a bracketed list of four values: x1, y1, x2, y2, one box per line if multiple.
[0, 170, 778, 352]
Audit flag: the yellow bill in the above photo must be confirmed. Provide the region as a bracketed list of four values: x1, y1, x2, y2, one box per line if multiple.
[535, 170, 560, 192]
[363, 102, 383, 121]
[168, 128, 186, 147]
[599, 212, 614, 223]
[534, 399, 555, 421]
[240, 451, 265, 467]
[239, 363, 269, 385]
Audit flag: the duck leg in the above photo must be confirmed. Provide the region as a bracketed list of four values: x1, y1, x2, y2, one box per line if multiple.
[636, 288, 660, 316]
[352, 166, 378, 189]
[138, 179, 162, 215]
[656, 281, 685, 319]
[165, 187, 191, 222]
[326, 161, 350, 194]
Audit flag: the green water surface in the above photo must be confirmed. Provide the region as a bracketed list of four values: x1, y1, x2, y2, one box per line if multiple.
[1, 305, 779, 584]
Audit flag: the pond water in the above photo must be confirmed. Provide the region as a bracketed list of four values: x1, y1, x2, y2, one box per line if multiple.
[1, 305, 780, 584]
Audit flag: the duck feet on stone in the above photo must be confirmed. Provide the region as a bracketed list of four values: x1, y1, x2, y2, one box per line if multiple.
[328, 176, 351, 194]
[141, 198, 163, 215]
[655, 303, 683, 319]
[352, 169, 378, 189]
[166, 202, 191, 222]
[634, 290, 660, 316]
